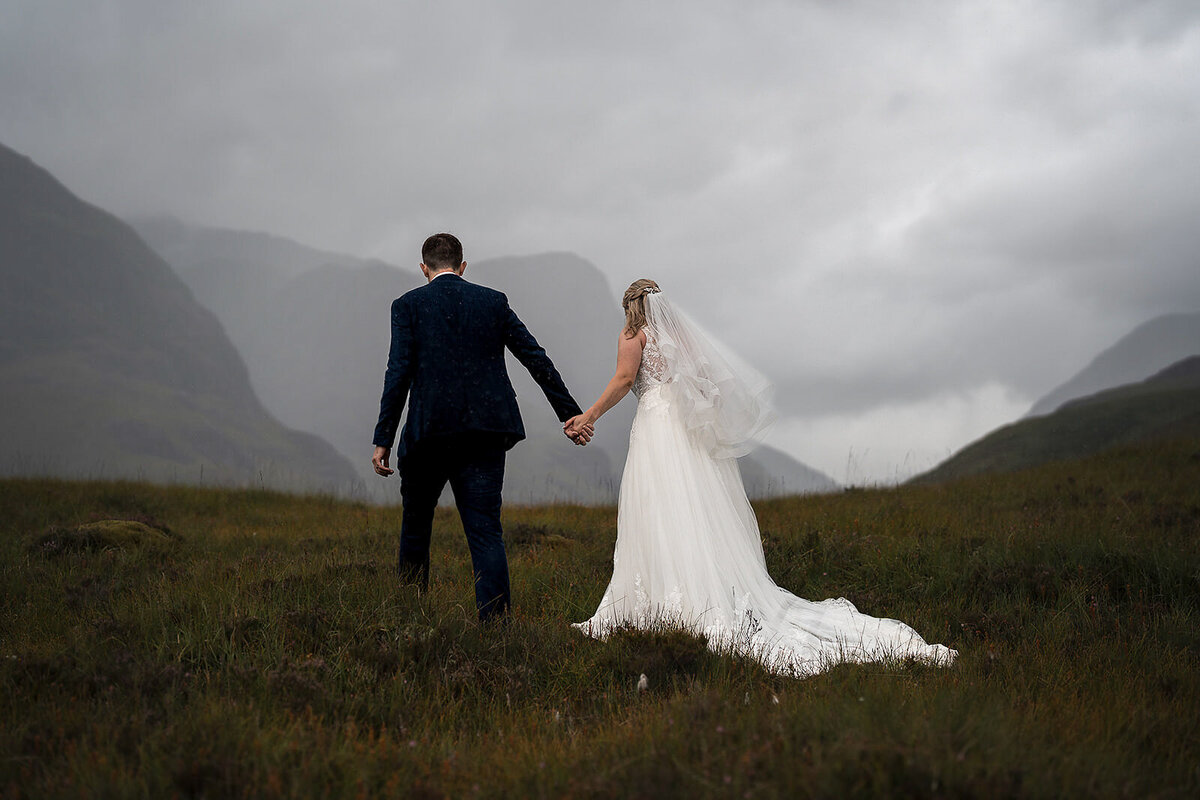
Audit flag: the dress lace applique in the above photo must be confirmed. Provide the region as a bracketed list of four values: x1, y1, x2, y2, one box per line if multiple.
[632, 573, 650, 623]
[632, 326, 668, 398]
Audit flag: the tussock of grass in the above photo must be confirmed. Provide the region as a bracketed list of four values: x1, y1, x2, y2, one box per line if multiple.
[31, 518, 178, 556]
[1, 438, 1199, 797]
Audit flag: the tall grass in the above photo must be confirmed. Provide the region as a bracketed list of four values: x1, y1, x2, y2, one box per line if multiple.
[2, 437, 1198, 797]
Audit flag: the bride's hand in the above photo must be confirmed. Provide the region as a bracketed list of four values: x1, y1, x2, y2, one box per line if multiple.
[564, 415, 595, 445]
[566, 419, 595, 443]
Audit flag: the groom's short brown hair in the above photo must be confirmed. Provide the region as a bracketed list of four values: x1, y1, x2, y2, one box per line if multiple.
[422, 233, 463, 272]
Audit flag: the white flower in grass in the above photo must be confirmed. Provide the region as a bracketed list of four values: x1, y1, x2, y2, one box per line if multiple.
[637, 673, 649, 692]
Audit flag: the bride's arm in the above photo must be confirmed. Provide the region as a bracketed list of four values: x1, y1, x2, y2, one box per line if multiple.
[566, 330, 645, 434]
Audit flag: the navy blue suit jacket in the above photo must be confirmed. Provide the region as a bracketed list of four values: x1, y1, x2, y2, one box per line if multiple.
[372, 274, 583, 456]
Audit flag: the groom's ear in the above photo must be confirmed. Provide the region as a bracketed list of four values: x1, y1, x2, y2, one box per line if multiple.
[457, 261, 467, 276]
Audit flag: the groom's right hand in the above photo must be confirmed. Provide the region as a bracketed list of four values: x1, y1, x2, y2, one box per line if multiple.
[563, 416, 594, 445]
[372, 445, 394, 476]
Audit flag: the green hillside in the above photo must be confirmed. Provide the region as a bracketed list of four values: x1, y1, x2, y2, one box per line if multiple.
[0, 143, 359, 493]
[2, 435, 1198, 796]
[1026, 312, 1200, 417]
[914, 356, 1200, 484]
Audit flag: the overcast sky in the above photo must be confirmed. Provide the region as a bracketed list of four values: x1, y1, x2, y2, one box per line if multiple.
[4, 0, 1200, 482]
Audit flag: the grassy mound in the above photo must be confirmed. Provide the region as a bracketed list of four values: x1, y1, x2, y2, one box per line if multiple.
[31, 518, 177, 555]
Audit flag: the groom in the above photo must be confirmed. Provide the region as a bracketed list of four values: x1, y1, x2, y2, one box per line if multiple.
[372, 233, 589, 622]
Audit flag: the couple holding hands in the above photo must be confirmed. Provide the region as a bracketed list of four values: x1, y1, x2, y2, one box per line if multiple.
[372, 233, 954, 677]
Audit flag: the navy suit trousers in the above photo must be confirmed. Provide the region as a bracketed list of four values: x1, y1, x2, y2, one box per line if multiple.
[398, 439, 509, 622]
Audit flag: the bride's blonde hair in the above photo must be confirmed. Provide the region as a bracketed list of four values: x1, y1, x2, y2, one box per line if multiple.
[622, 279, 661, 338]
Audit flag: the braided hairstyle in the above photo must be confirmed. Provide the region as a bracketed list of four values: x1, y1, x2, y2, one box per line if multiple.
[622, 279, 661, 338]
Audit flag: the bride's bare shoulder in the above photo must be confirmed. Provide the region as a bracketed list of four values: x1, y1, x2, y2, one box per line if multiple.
[619, 327, 647, 347]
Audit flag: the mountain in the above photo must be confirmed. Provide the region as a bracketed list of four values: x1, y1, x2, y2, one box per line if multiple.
[134, 215, 375, 280]
[0, 143, 360, 493]
[740, 444, 839, 498]
[1027, 312, 1200, 417]
[913, 356, 1200, 484]
[132, 220, 836, 502]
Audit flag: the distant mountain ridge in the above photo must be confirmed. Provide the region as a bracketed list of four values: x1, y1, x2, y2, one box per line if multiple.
[913, 355, 1200, 484]
[131, 219, 836, 502]
[1027, 312, 1200, 417]
[134, 215, 377, 280]
[740, 444, 838, 497]
[0, 143, 360, 492]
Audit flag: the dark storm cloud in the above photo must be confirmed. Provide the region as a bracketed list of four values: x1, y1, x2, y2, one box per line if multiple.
[4, 0, 1199, 479]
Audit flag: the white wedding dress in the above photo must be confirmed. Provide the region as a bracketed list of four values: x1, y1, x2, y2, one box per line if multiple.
[573, 300, 956, 678]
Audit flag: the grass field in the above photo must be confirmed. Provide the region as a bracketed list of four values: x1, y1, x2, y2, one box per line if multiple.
[2, 437, 1198, 798]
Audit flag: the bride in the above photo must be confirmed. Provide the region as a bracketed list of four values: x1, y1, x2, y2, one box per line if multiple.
[564, 279, 956, 677]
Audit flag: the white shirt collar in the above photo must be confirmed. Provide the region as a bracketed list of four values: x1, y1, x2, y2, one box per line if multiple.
[429, 270, 460, 282]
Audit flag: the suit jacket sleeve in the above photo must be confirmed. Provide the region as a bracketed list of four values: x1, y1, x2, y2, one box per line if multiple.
[502, 300, 583, 422]
[372, 296, 414, 448]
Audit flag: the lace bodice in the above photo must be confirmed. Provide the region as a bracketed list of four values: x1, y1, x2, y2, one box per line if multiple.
[632, 326, 668, 397]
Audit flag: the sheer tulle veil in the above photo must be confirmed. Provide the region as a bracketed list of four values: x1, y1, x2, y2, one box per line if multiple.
[644, 291, 776, 458]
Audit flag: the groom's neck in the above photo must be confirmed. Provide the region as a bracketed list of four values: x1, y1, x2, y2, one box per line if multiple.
[422, 262, 467, 283]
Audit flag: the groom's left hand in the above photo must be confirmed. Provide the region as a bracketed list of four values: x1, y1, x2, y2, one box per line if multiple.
[372, 445, 394, 476]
